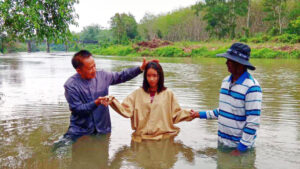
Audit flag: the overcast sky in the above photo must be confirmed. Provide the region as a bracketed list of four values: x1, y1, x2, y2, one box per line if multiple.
[70, 0, 199, 32]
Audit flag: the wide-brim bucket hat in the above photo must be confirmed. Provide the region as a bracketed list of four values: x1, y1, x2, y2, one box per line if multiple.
[216, 42, 255, 70]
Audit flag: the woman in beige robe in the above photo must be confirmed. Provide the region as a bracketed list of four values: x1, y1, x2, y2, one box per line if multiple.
[109, 61, 193, 142]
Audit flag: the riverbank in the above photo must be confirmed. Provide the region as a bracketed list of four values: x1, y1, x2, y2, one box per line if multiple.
[82, 41, 300, 59]
[2, 40, 300, 59]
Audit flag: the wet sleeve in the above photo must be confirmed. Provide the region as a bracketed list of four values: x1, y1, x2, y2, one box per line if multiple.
[109, 91, 136, 118]
[106, 66, 142, 85]
[64, 85, 97, 116]
[238, 85, 262, 151]
[171, 91, 193, 124]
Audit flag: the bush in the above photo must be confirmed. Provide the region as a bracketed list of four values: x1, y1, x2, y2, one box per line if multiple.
[191, 46, 228, 58]
[191, 47, 209, 57]
[268, 27, 280, 36]
[271, 34, 300, 44]
[209, 46, 228, 57]
[290, 50, 300, 59]
[287, 16, 300, 35]
[153, 46, 186, 57]
[239, 36, 248, 42]
[252, 48, 289, 59]
[249, 34, 271, 43]
[5, 41, 28, 52]
[140, 49, 152, 56]
[248, 37, 263, 43]
[94, 46, 135, 56]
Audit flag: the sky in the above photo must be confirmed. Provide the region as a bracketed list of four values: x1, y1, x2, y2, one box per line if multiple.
[69, 0, 199, 32]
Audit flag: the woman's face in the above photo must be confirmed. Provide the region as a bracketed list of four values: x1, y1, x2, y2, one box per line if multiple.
[146, 68, 159, 88]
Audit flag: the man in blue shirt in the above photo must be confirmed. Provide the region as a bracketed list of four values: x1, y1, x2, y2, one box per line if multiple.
[62, 50, 149, 141]
[191, 43, 262, 156]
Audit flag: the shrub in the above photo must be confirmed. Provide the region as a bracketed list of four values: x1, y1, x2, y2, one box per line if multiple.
[88, 45, 135, 56]
[268, 27, 280, 36]
[153, 46, 186, 57]
[191, 46, 228, 58]
[252, 48, 289, 59]
[290, 50, 300, 58]
[271, 34, 300, 44]
[191, 47, 209, 57]
[239, 36, 248, 42]
[209, 46, 228, 57]
[249, 34, 271, 43]
[287, 16, 300, 35]
[140, 49, 152, 56]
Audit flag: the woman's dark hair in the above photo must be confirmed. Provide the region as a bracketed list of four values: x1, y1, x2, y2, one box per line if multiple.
[72, 50, 92, 69]
[142, 62, 166, 93]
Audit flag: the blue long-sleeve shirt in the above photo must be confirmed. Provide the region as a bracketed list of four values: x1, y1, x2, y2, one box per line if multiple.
[199, 71, 262, 152]
[64, 66, 142, 137]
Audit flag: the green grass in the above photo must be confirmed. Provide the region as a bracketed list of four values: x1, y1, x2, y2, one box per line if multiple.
[4, 40, 299, 59]
[153, 46, 187, 57]
[80, 42, 300, 59]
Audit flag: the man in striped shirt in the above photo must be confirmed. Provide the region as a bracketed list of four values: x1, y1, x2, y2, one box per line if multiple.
[191, 43, 262, 155]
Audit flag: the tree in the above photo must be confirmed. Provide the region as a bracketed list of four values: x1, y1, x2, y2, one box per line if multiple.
[262, 0, 287, 35]
[287, 16, 300, 35]
[138, 13, 157, 40]
[287, 0, 300, 21]
[193, 0, 248, 39]
[79, 24, 113, 46]
[0, 34, 6, 53]
[97, 29, 113, 47]
[247, 0, 251, 29]
[0, 0, 78, 53]
[80, 25, 101, 42]
[110, 13, 138, 44]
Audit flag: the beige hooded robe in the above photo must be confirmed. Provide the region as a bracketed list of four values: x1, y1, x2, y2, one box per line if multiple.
[110, 88, 192, 142]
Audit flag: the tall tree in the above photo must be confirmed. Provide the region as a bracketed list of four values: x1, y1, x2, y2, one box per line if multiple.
[287, 0, 300, 21]
[262, 0, 287, 35]
[79, 24, 113, 46]
[110, 13, 138, 44]
[138, 13, 158, 40]
[80, 25, 101, 42]
[193, 0, 248, 39]
[247, 0, 251, 28]
[0, 0, 78, 53]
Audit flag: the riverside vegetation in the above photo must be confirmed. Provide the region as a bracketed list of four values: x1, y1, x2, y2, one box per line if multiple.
[1, 0, 300, 59]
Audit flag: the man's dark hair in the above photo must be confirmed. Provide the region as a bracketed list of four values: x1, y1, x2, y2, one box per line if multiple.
[72, 50, 92, 69]
[142, 62, 167, 93]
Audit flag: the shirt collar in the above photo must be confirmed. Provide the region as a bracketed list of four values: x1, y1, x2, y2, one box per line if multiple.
[228, 71, 249, 84]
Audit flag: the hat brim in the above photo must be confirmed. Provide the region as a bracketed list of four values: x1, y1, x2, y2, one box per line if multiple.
[217, 53, 256, 70]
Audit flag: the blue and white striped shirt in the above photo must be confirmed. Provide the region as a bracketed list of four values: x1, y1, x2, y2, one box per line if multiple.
[199, 71, 262, 151]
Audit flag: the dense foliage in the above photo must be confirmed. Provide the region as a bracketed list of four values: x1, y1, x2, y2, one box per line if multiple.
[1, 0, 299, 56]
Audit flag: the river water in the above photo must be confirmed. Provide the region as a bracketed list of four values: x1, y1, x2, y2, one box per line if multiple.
[0, 52, 299, 169]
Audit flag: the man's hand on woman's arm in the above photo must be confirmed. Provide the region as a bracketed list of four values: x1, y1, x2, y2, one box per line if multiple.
[95, 97, 110, 107]
[190, 109, 200, 119]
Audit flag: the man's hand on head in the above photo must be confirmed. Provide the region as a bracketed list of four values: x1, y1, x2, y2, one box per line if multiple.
[140, 57, 160, 71]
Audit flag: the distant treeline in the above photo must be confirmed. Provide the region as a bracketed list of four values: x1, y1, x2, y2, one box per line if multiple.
[1, 0, 300, 53]
[73, 0, 300, 46]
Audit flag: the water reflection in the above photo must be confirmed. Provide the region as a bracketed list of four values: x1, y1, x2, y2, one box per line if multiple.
[110, 138, 195, 169]
[0, 57, 23, 85]
[216, 149, 256, 169]
[64, 136, 195, 169]
[71, 134, 110, 169]
[195, 147, 256, 169]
